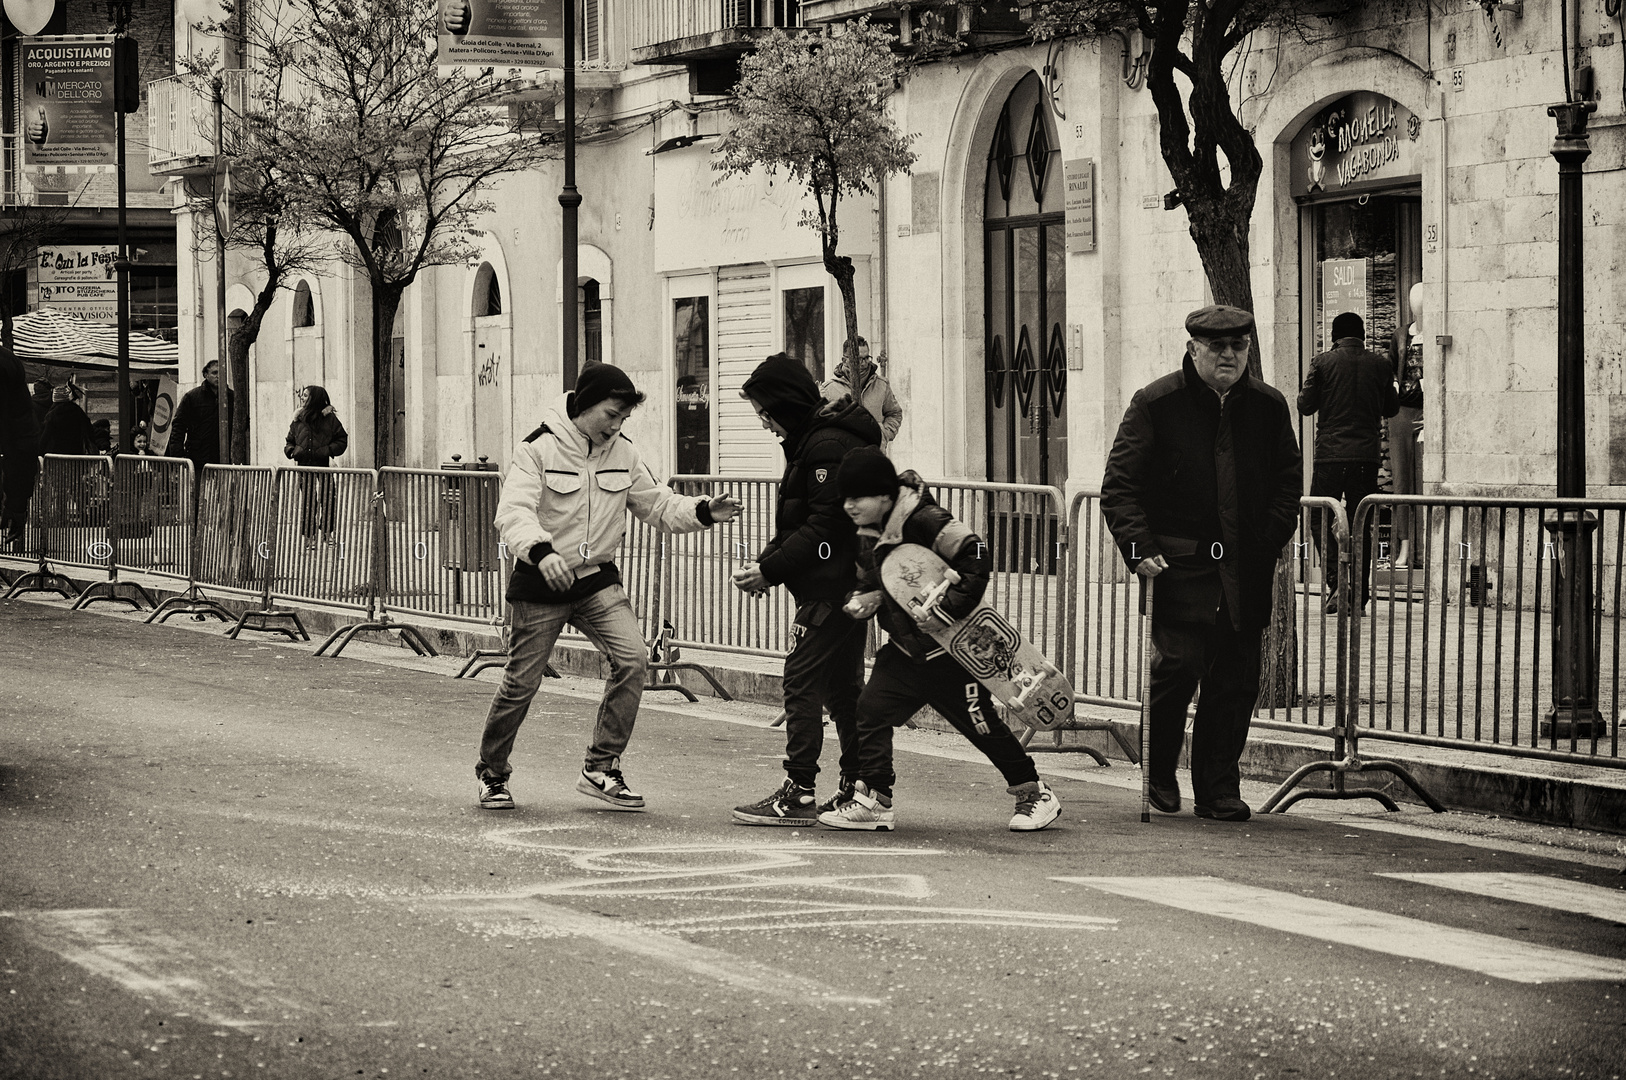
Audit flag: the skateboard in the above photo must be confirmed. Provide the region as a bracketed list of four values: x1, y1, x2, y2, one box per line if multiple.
[879, 543, 1076, 731]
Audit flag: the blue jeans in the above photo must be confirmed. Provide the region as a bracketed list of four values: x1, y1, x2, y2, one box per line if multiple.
[477, 585, 649, 779]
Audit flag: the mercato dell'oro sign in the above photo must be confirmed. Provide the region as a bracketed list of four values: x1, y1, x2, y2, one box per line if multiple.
[1290, 91, 1421, 200]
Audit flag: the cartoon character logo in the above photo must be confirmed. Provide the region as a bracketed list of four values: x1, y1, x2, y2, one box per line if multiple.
[1306, 124, 1327, 192]
[952, 610, 1021, 681]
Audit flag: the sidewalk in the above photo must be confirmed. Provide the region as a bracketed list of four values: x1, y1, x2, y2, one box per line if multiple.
[6, 556, 1624, 837]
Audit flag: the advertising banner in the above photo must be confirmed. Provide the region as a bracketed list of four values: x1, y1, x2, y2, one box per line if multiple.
[1290, 91, 1422, 200]
[36, 244, 119, 323]
[148, 375, 179, 456]
[22, 35, 116, 175]
[438, 0, 565, 75]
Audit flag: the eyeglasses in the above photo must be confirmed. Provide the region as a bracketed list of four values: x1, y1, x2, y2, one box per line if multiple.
[1196, 336, 1251, 355]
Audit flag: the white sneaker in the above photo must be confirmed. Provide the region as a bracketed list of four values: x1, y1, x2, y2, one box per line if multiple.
[1008, 781, 1060, 831]
[817, 780, 894, 831]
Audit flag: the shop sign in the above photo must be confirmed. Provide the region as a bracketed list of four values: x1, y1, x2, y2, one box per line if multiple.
[1320, 257, 1368, 351]
[438, 0, 565, 75]
[1063, 158, 1095, 252]
[1290, 92, 1421, 199]
[35, 243, 118, 323]
[21, 36, 116, 175]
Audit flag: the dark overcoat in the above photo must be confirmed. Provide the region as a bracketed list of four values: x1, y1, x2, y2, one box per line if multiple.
[1101, 354, 1302, 631]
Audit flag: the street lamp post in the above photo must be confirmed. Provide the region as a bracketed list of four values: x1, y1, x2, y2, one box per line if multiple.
[558, 0, 579, 390]
[1543, 98, 1599, 741]
[111, 0, 133, 453]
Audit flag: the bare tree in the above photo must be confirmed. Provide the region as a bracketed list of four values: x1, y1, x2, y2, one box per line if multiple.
[224, 0, 555, 464]
[715, 20, 917, 366]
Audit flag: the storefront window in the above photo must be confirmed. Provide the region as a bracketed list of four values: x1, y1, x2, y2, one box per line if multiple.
[783, 286, 824, 382]
[674, 295, 710, 475]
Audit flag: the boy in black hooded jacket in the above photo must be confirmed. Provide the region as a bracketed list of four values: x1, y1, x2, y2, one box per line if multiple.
[732, 353, 882, 825]
[820, 447, 1061, 833]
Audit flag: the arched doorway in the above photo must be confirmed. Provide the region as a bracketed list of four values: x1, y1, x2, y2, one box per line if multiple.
[983, 71, 1066, 490]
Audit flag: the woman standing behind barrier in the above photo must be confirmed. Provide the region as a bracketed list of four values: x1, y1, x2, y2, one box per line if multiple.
[284, 385, 348, 548]
[474, 363, 742, 814]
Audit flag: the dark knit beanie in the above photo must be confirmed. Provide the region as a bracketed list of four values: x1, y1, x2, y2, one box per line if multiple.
[568, 363, 644, 418]
[837, 447, 899, 499]
[1331, 311, 1365, 341]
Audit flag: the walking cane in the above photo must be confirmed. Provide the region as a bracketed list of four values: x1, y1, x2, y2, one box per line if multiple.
[1139, 576, 1155, 824]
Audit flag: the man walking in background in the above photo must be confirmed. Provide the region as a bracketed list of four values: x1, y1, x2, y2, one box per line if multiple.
[172, 360, 234, 475]
[822, 337, 902, 450]
[1298, 311, 1399, 614]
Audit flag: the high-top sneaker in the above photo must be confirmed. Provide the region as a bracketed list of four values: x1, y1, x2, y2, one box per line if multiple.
[1008, 781, 1061, 831]
[817, 781, 895, 832]
[732, 778, 818, 826]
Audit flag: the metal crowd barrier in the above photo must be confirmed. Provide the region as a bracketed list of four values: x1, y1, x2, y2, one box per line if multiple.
[665, 475, 795, 658]
[3, 454, 93, 601]
[3, 454, 153, 610]
[1345, 495, 1624, 767]
[112, 455, 193, 587]
[1255, 497, 1442, 813]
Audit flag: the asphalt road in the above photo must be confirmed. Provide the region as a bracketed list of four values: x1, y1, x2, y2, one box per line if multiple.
[2, 597, 1624, 1080]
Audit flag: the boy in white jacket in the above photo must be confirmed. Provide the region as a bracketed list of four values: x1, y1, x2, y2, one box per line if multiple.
[477, 364, 741, 811]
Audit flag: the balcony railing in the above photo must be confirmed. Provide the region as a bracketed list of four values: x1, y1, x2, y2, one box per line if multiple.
[147, 69, 251, 172]
[627, 0, 802, 55]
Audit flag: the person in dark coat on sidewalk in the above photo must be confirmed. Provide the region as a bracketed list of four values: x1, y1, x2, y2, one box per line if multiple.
[1298, 311, 1400, 612]
[1, 353, 41, 547]
[39, 382, 94, 456]
[731, 352, 883, 825]
[30, 380, 53, 429]
[1102, 305, 1302, 822]
[171, 360, 235, 473]
[283, 385, 349, 545]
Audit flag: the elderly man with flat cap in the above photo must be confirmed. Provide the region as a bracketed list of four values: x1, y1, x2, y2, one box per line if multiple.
[1101, 305, 1302, 821]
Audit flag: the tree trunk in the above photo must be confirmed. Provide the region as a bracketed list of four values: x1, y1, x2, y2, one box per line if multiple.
[370, 283, 405, 467]
[228, 290, 275, 465]
[824, 249, 859, 368]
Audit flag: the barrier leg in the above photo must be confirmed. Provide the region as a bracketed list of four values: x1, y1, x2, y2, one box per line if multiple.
[645, 662, 733, 702]
[4, 561, 75, 600]
[146, 586, 235, 624]
[1018, 723, 1110, 766]
[73, 579, 155, 611]
[314, 619, 440, 659]
[456, 648, 510, 678]
[1262, 752, 1444, 815]
[229, 608, 310, 642]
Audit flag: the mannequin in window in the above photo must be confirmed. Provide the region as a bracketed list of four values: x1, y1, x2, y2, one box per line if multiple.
[1389, 282, 1425, 568]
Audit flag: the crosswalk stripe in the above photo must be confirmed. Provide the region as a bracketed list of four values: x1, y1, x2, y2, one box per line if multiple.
[1377, 872, 1626, 925]
[1052, 876, 1626, 984]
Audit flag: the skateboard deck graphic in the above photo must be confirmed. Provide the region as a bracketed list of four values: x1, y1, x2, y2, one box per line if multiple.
[879, 543, 1076, 731]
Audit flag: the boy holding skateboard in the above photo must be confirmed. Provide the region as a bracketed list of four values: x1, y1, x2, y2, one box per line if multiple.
[818, 447, 1061, 832]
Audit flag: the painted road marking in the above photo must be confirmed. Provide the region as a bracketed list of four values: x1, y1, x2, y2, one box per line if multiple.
[1053, 876, 1626, 984]
[0, 909, 301, 1029]
[417, 894, 885, 1005]
[1378, 872, 1626, 925]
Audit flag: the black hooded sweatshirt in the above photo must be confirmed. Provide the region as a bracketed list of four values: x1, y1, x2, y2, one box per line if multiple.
[742, 354, 883, 605]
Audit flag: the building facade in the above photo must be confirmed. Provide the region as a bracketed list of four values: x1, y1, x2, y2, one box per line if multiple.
[155, 0, 1625, 503]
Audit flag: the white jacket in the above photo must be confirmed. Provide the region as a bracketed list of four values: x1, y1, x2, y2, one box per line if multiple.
[495, 396, 708, 572]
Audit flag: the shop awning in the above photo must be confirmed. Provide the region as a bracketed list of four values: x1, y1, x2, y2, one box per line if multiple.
[5, 309, 177, 371]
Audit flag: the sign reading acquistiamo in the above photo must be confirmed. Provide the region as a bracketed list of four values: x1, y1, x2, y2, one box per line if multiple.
[1289, 91, 1422, 200]
[21, 35, 117, 177]
[438, 0, 565, 76]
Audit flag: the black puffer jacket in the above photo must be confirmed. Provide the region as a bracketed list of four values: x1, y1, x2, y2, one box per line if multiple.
[850, 471, 988, 661]
[284, 387, 349, 467]
[744, 355, 882, 605]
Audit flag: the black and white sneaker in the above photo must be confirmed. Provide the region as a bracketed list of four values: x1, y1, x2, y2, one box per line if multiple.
[577, 768, 646, 810]
[478, 775, 515, 811]
[817, 776, 856, 815]
[733, 778, 818, 826]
